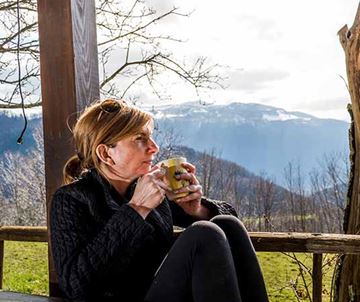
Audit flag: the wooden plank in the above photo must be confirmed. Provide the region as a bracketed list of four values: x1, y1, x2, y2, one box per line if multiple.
[37, 0, 100, 203]
[37, 0, 78, 296]
[37, 0, 99, 297]
[70, 0, 100, 111]
[2, 228, 360, 253]
[0, 227, 47, 242]
[0, 241, 3, 289]
[0, 291, 64, 302]
[250, 232, 360, 254]
[312, 253, 323, 302]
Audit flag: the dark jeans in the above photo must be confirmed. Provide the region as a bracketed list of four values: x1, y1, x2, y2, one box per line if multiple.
[144, 215, 269, 302]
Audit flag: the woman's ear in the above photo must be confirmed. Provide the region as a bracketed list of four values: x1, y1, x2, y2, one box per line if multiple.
[96, 144, 115, 166]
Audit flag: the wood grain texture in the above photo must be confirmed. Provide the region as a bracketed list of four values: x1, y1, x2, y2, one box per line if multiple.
[0, 227, 47, 242]
[37, 1, 77, 296]
[2, 228, 360, 253]
[250, 232, 360, 254]
[335, 3, 360, 301]
[37, 0, 76, 203]
[37, 0, 99, 297]
[0, 241, 3, 289]
[70, 0, 100, 111]
[313, 253, 323, 302]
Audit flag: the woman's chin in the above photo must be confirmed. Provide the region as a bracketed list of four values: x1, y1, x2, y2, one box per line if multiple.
[137, 162, 155, 175]
[139, 167, 151, 175]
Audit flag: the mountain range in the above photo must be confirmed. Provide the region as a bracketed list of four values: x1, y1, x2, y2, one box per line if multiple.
[0, 104, 347, 231]
[0, 102, 350, 186]
[149, 102, 349, 184]
[0, 111, 41, 154]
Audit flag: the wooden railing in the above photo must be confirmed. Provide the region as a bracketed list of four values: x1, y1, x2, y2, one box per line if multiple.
[1, 226, 360, 302]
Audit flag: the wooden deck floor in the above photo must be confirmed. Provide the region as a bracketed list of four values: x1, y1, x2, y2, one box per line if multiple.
[0, 291, 64, 301]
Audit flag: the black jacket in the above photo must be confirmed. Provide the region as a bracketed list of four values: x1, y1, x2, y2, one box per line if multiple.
[50, 168, 237, 302]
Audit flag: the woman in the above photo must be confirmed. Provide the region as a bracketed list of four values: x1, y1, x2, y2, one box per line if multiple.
[50, 99, 269, 302]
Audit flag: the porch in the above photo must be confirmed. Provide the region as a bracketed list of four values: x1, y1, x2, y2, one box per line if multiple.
[1, 226, 360, 302]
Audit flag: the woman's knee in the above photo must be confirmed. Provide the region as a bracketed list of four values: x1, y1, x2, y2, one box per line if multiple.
[211, 215, 247, 231]
[210, 215, 255, 250]
[183, 220, 228, 245]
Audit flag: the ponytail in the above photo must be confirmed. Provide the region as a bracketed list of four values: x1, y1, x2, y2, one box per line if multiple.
[63, 155, 83, 184]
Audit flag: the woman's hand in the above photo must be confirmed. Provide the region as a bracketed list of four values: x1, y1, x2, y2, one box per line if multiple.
[129, 166, 170, 219]
[166, 162, 210, 220]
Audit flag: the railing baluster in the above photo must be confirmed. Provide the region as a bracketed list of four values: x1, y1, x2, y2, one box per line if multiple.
[0, 240, 4, 289]
[313, 253, 323, 302]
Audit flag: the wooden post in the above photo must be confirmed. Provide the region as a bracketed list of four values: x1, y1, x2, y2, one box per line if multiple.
[37, 0, 99, 297]
[335, 3, 360, 301]
[0, 240, 3, 289]
[313, 253, 322, 302]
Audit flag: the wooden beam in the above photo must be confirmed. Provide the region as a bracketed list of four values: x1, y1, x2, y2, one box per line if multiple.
[0, 227, 47, 242]
[37, 0, 99, 297]
[250, 232, 360, 254]
[2, 228, 360, 254]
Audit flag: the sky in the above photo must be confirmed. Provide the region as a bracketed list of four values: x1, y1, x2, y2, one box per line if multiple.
[136, 0, 360, 122]
[2, 1, 358, 122]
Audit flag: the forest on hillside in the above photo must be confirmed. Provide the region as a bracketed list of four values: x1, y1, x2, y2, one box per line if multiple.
[0, 125, 348, 234]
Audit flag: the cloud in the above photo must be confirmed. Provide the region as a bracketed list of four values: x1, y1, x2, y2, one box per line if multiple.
[298, 97, 350, 111]
[147, 0, 185, 24]
[227, 68, 290, 92]
[236, 15, 283, 41]
[148, 0, 174, 12]
[279, 97, 350, 122]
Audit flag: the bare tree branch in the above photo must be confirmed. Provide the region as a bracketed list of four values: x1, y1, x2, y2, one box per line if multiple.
[1, 0, 223, 109]
[98, 6, 187, 47]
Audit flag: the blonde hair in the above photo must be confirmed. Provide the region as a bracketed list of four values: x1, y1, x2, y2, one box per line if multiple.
[63, 99, 152, 184]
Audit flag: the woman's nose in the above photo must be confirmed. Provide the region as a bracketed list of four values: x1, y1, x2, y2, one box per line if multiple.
[148, 137, 159, 154]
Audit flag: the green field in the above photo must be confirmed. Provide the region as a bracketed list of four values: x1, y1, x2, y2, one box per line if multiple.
[2, 242, 49, 295]
[2, 242, 336, 301]
[259, 252, 335, 302]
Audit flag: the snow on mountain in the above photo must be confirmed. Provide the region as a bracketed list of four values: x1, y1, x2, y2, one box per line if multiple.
[145, 101, 317, 125]
[149, 101, 349, 186]
[0, 106, 42, 119]
[0, 101, 349, 187]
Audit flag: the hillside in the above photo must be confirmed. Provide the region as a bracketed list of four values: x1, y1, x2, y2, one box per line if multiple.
[0, 102, 349, 186]
[0, 103, 346, 232]
[150, 101, 349, 183]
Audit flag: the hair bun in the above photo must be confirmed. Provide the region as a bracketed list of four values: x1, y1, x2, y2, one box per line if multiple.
[63, 155, 83, 184]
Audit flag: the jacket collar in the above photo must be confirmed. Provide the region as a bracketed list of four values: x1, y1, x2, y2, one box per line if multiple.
[84, 168, 138, 213]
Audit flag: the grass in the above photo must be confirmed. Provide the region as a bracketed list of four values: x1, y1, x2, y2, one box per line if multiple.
[2, 242, 336, 301]
[258, 252, 336, 302]
[2, 241, 48, 295]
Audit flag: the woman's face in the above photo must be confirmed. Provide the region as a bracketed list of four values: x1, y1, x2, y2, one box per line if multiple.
[107, 121, 159, 180]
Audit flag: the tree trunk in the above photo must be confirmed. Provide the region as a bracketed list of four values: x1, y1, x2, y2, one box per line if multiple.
[334, 4, 360, 301]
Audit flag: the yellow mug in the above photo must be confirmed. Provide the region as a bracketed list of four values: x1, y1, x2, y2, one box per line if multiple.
[159, 157, 190, 199]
